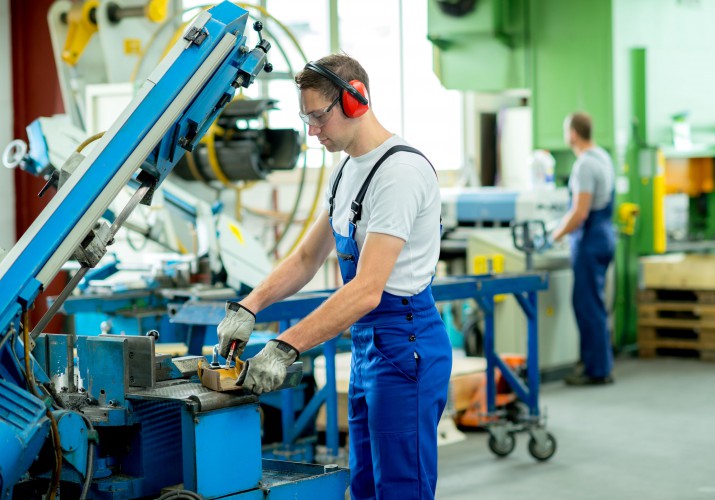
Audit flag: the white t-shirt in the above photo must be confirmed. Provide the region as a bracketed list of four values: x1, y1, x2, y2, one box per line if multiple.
[323, 135, 441, 296]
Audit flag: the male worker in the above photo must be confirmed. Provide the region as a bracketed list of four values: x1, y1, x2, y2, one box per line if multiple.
[217, 53, 452, 499]
[552, 112, 616, 386]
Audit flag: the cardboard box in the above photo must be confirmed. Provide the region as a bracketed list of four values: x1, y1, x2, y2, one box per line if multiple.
[641, 253, 715, 290]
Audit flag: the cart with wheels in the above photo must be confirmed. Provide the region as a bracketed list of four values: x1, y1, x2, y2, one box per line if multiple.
[432, 273, 558, 462]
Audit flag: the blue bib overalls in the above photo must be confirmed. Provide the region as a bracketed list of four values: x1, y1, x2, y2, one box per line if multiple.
[569, 191, 616, 378]
[329, 146, 452, 500]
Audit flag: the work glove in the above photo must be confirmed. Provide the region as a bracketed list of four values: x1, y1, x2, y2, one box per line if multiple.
[238, 339, 300, 395]
[217, 302, 256, 359]
[534, 233, 554, 253]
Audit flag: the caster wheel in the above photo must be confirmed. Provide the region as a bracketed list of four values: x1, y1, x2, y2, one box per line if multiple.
[528, 432, 557, 461]
[488, 432, 516, 457]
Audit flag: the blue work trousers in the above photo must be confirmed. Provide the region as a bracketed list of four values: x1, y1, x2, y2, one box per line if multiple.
[348, 288, 452, 500]
[570, 200, 615, 378]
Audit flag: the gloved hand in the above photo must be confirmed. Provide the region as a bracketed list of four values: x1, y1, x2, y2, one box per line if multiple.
[217, 302, 256, 359]
[534, 233, 554, 253]
[238, 339, 300, 395]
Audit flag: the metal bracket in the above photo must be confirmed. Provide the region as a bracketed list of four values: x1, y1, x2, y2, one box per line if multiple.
[73, 221, 112, 267]
[184, 26, 208, 46]
[124, 336, 156, 388]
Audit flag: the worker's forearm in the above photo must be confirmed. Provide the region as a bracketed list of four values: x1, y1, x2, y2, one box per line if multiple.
[240, 251, 322, 314]
[276, 278, 380, 353]
[553, 210, 585, 240]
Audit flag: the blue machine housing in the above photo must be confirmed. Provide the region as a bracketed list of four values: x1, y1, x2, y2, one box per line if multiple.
[0, 380, 50, 498]
[0, 3, 349, 498]
[455, 188, 518, 223]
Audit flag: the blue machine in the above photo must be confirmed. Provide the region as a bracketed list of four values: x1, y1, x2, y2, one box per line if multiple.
[0, 3, 348, 498]
[441, 187, 520, 227]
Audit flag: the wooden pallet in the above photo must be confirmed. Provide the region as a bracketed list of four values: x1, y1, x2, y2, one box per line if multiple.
[638, 287, 715, 360]
[638, 288, 715, 305]
[638, 324, 715, 360]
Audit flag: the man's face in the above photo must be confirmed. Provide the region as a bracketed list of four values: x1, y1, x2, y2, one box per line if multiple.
[299, 88, 350, 153]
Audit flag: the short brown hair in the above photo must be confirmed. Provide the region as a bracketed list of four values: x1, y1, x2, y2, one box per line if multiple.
[295, 53, 370, 101]
[567, 112, 593, 141]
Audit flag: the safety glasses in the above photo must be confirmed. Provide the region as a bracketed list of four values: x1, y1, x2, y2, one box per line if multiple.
[299, 96, 340, 127]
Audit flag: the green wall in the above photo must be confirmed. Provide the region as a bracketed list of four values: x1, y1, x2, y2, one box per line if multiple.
[612, 0, 715, 157]
[529, 0, 614, 152]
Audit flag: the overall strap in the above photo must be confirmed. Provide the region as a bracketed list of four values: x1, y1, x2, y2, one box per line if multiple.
[329, 156, 351, 217]
[350, 145, 436, 225]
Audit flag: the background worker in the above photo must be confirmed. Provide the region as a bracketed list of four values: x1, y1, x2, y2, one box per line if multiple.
[217, 53, 452, 499]
[552, 112, 616, 386]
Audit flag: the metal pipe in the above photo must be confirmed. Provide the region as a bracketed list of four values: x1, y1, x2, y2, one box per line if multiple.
[106, 3, 145, 24]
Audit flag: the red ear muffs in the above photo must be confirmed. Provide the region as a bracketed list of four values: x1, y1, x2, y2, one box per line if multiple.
[341, 80, 369, 118]
[304, 62, 369, 119]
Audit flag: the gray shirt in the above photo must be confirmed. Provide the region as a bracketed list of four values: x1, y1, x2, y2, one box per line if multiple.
[569, 146, 615, 211]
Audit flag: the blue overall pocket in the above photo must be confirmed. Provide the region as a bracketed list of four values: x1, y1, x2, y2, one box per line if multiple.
[336, 250, 357, 282]
[370, 325, 418, 382]
[332, 222, 360, 283]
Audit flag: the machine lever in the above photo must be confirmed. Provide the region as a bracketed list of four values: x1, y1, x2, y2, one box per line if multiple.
[38, 171, 59, 198]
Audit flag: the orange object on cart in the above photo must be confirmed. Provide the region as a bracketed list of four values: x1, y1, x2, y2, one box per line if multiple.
[456, 354, 526, 428]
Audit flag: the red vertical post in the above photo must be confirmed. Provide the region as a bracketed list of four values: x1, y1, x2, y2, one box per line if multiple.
[11, 0, 67, 332]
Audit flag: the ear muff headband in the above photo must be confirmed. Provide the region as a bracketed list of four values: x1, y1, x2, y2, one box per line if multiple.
[305, 61, 369, 118]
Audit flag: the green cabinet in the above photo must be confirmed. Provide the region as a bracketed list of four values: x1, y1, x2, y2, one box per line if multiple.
[427, 0, 527, 92]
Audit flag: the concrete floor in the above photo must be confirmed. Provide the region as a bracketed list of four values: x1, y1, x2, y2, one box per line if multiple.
[436, 356, 715, 500]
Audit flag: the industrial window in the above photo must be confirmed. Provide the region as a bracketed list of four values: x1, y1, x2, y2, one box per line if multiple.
[182, 0, 463, 171]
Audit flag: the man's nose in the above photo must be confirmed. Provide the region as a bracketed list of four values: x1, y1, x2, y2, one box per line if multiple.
[308, 124, 321, 136]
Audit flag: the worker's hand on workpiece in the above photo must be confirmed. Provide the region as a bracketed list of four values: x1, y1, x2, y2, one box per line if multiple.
[535, 233, 554, 253]
[217, 302, 256, 359]
[238, 339, 299, 395]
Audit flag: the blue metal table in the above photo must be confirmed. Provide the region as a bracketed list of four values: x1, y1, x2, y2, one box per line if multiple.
[172, 272, 557, 462]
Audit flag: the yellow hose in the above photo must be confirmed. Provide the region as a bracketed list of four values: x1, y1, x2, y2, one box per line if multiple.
[282, 146, 327, 258]
[130, 2, 321, 254]
[23, 312, 62, 500]
[131, 3, 309, 84]
[76, 132, 105, 153]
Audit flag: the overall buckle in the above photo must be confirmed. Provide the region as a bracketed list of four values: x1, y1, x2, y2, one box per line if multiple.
[349, 200, 362, 225]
